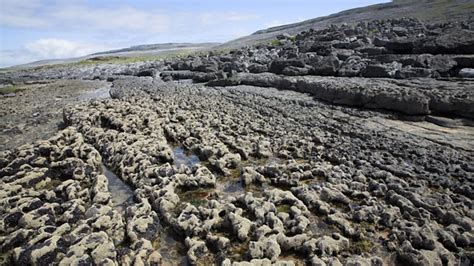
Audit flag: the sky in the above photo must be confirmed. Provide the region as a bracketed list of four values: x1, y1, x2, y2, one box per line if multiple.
[0, 0, 389, 67]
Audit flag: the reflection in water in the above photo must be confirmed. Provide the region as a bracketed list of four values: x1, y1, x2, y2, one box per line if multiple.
[102, 163, 187, 264]
[102, 165, 134, 213]
[157, 227, 188, 266]
[172, 147, 200, 168]
[216, 177, 245, 202]
[79, 87, 111, 100]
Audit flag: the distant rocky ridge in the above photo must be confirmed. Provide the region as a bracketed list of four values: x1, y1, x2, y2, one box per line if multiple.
[90, 42, 220, 56]
[6, 42, 218, 70]
[160, 18, 474, 118]
[221, 0, 474, 49]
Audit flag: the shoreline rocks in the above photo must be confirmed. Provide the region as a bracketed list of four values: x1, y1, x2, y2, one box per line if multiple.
[0, 17, 473, 266]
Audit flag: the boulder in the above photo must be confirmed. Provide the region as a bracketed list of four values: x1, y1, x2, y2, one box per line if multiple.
[269, 59, 305, 74]
[338, 56, 369, 77]
[310, 56, 341, 76]
[361, 62, 402, 78]
[248, 63, 268, 73]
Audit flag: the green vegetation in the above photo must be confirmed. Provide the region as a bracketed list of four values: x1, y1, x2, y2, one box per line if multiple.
[190, 198, 207, 207]
[13, 48, 202, 72]
[367, 28, 379, 36]
[359, 221, 375, 230]
[208, 47, 233, 56]
[458, 2, 474, 11]
[276, 204, 292, 213]
[0, 85, 26, 95]
[269, 39, 282, 46]
[350, 238, 374, 253]
[76, 49, 198, 66]
[228, 168, 241, 179]
[226, 239, 250, 260]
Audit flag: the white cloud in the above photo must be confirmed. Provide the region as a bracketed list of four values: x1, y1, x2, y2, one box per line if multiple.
[0, 2, 262, 66]
[0, 13, 50, 28]
[0, 1, 258, 34]
[51, 6, 170, 33]
[0, 49, 36, 67]
[0, 38, 114, 67]
[0, 0, 49, 27]
[24, 38, 111, 59]
[263, 19, 303, 29]
[0, 1, 169, 33]
[199, 12, 260, 26]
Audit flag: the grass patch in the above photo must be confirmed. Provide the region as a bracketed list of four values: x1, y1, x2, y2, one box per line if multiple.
[226, 239, 250, 261]
[228, 168, 241, 179]
[367, 28, 379, 36]
[350, 238, 374, 254]
[269, 39, 282, 46]
[276, 204, 292, 213]
[458, 2, 474, 10]
[178, 188, 211, 209]
[0, 85, 26, 95]
[76, 49, 198, 65]
[209, 47, 233, 56]
[190, 198, 207, 207]
[359, 221, 375, 230]
[18, 48, 202, 72]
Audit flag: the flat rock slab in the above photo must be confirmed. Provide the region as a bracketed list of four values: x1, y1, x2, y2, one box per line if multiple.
[208, 73, 474, 118]
[0, 80, 110, 151]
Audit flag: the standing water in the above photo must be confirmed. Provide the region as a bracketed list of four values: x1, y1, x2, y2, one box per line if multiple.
[172, 147, 200, 168]
[101, 164, 134, 213]
[156, 227, 188, 266]
[79, 86, 111, 100]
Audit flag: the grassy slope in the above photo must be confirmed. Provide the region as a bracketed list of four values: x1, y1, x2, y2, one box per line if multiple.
[2, 44, 218, 71]
[0, 49, 206, 75]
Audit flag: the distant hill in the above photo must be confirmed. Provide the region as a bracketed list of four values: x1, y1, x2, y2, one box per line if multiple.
[9, 42, 220, 69]
[91, 42, 220, 56]
[220, 0, 474, 49]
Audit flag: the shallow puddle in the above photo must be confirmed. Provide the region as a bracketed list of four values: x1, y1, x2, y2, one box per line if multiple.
[155, 227, 188, 266]
[216, 178, 245, 202]
[79, 86, 111, 100]
[172, 147, 200, 168]
[102, 164, 134, 212]
[179, 188, 212, 208]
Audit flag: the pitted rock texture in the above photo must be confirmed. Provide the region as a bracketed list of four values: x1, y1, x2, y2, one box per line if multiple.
[0, 128, 162, 265]
[22, 78, 466, 265]
[0, 17, 473, 266]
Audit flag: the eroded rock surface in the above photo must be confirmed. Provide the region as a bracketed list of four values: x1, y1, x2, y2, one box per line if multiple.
[15, 78, 464, 265]
[162, 18, 474, 118]
[0, 17, 473, 266]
